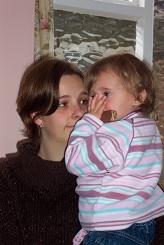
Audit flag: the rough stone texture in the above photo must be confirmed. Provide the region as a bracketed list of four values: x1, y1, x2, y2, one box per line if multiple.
[153, 0, 164, 188]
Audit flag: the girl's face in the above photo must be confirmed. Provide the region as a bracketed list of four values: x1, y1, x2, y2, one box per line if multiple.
[40, 74, 88, 146]
[90, 71, 141, 120]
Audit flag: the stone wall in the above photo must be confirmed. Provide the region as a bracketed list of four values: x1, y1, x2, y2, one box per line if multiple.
[153, 0, 164, 188]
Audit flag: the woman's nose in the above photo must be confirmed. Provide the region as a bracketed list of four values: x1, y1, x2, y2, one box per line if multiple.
[72, 105, 84, 119]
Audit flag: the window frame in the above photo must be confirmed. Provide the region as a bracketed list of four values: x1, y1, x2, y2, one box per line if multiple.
[54, 0, 154, 65]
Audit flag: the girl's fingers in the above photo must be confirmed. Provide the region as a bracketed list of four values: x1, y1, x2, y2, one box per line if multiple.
[88, 94, 98, 112]
[96, 98, 106, 116]
[89, 95, 107, 118]
[88, 96, 92, 111]
[93, 95, 106, 111]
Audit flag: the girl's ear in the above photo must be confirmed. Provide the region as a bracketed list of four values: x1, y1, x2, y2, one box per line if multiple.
[31, 113, 44, 128]
[139, 89, 147, 103]
[134, 89, 147, 106]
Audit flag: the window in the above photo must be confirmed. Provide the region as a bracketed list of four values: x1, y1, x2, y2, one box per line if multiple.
[53, 0, 154, 68]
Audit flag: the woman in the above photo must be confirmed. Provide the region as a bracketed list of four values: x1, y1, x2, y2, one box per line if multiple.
[0, 57, 89, 244]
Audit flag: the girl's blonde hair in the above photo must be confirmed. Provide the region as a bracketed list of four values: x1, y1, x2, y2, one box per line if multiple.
[85, 53, 155, 115]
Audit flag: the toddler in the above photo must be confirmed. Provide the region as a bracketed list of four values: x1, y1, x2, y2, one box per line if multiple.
[65, 53, 164, 244]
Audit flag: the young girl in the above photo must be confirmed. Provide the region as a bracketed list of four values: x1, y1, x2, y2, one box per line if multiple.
[65, 53, 164, 244]
[0, 56, 89, 244]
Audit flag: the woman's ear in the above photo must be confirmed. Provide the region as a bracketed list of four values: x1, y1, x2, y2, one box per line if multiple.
[31, 113, 44, 128]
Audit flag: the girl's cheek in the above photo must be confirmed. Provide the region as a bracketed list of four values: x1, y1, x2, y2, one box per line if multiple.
[104, 100, 112, 110]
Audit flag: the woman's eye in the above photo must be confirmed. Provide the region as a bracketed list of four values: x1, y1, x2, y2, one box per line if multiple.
[80, 98, 89, 106]
[58, 102, 67, 108]
[89, 92, 95, 98]
[104, 91, 112, 97]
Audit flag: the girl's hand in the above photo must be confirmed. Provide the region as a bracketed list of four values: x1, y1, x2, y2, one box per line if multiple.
[88, 94, 107, 119]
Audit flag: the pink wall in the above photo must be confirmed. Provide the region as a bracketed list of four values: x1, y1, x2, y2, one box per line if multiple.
[0, 0, 35, 156]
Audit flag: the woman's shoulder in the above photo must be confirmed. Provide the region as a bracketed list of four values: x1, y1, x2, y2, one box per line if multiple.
[0, 153, 20, 180]
[0, 138, 39, 171]
[0, 139, 39, 186]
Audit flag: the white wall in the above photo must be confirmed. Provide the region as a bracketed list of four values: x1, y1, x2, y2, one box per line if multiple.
[0, 0, 34, 156]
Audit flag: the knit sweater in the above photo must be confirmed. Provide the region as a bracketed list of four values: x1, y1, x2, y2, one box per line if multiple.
[65, 111, 164, 231]
[0, 140, 80, 245]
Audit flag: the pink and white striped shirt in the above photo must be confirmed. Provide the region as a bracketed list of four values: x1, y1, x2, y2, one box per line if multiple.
[65, 111, 164, 231]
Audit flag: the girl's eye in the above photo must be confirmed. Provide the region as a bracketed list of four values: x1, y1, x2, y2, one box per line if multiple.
[104, 91, 112, 97]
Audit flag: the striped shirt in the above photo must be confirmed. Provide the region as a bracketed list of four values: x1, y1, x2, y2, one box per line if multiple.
[65, 111, 164, 231]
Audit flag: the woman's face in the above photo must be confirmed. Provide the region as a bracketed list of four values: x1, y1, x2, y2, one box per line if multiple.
[41, 74, 88, 146]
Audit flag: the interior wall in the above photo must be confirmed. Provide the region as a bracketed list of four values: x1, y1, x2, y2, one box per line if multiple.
[0, 0, 35, 156]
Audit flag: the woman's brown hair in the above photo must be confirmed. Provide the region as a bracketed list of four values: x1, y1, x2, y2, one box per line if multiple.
[16, 56, 84, 140]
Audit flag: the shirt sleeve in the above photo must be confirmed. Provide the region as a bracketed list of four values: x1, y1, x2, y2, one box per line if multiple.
[65, 113, 133, 176]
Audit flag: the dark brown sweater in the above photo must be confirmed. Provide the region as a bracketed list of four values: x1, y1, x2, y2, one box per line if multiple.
[0, 140, 80, 245]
